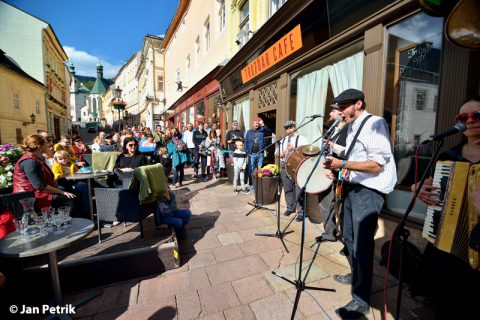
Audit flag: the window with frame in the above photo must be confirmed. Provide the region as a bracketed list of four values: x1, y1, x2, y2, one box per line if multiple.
[36, 101, 40, 114]
[158, 76, 164, 91]
[13, 93, 19, 109]
[195, 36, 201, 67]
[176, 68, 181, 82]
[204, 16, 211, 53]
[186, 55, 191, 80]
[218, 0, 226, 34]
[239, 1, 250, 48]
[415, 90, 426, 111]
[195, 101, 205, 125]
[269, 0, 287, 18]
[383, 12, 444, 220]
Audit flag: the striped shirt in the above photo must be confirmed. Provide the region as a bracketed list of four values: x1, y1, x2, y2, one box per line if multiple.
[275, 134, 309, 162]
[346, 111, 397, 194]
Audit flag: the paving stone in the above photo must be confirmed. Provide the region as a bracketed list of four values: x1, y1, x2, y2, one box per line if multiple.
[194, 236, 223, 251]
[200, 312, 226, 320]
[206, 255, 269, 286]
[176, 290, 202, 320]
[186, 217, 216, 229]
[216, 208, 238, 215]
[212, 244, 245, 263]
[116, 295, 177, 319]
[223, 218, 267, 232]
[262, 260, 329, 292]
[260, 216, 278, 225]
[183, 228, 204, 240]
[137, 268, 210, 303]
[223, 305, 255, 320]
[228, 213, 249, 222]
[259, 248, 286, 269]
[198, 283, 241, 315]
[93, 307, 128, 320]
[202, 224, 228, 238]
[64, 281, 137, 317]
[192, 200, 210, 207]
[305, 241, 336, 256]
[237, 227, 261, 242]
[238, 238, 270, 256]
[231, 274, 274, 304]
[187, 250, 217, 269]
[218, 232, 244, 246]
[220, 201, 248, 208]
[249, 293, 303, 320]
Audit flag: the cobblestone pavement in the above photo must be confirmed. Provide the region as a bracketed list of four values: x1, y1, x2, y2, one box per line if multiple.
[64, 167, 435, 320]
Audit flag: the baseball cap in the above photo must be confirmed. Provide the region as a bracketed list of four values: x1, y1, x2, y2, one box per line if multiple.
[253, 118, 260, 123]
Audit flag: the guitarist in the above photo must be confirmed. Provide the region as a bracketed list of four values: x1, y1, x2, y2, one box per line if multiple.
[275, 121, 309, 221]
[323, 89, 396, 319]
[316, 104, 347, 243]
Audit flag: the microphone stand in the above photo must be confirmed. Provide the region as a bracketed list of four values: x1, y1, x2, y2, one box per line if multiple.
[249, 118, 317, 253]
[272, 129, 336, 320]
[380, 139, 444, 319]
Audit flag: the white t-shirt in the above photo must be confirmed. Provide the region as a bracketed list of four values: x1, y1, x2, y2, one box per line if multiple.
[275, 134, 309, 162]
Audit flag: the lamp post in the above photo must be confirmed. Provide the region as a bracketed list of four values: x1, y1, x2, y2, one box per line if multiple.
[23, 113, 36, 127]
[114, 86, 123, 132]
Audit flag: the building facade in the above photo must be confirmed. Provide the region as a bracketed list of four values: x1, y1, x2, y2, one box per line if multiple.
[214, 0, 480, 257]
[0, 1, 69, 140]
[0, 49, 48, 145]
[69, 62, 90, 123]
[163, 0, 233, 135]
[136, 35, 165, 129]
[113, 52, 140, 128]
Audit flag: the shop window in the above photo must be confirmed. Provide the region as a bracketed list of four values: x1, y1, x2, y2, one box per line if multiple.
[13, 93, 19, 109]
[207, 93, 221, 126]
[187, 107, 194, 125]
[181, 111, 186, 129]
[233, 95, 250, 132]
[195, 101, 205, 125]
[383, 12, 444, 220]
[269, 0, 287, 18]
[290, 41, 364, 147]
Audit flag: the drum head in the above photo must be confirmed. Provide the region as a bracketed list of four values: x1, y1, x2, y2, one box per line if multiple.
[296, 156, 332, 194]
[301, 145, 320, 156]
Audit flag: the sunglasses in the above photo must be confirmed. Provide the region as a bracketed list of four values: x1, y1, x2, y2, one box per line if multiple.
[126, 144, 137, 147]
[74, 140, 82, 142]
[455, 110, 480, 124]
[232, 123, 238, 125]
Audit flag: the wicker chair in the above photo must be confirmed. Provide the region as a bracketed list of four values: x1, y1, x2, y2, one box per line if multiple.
[0, 191, 35, 219]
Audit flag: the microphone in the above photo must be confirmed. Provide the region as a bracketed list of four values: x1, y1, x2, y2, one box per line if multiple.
[421, 123, 467, 144]
[326, 116, 343, 135]
[306, 114, 324, 119]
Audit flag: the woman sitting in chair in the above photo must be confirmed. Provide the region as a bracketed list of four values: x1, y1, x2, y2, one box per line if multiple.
[142, 134, 156, 147]
[114, 137, 147, 173]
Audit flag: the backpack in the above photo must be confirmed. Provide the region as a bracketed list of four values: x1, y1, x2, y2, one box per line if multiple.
[173, 139, 188, 152]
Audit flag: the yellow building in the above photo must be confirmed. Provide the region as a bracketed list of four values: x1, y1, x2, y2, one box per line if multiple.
[102, 86, 114, 127]
[43, 26, 69, 139]
[0, 49, 47, 145]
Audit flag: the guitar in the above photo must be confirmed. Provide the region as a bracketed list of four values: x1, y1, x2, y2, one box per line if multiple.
[335, 168, 348, 200]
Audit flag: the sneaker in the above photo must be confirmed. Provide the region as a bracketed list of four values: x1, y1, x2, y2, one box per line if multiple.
[284, 209, 294, 216]
[335, 299, 370, 319]
[247, 186, 254, 191]
[194, 174, 198, 179]
[333, 273, 353, 284]
[241, 189, 250, 194]
[295, 214, 304, 222]
[112, 221, 121, 226]
[204, 176, 209, 182]
[212, 175, 216, 180]
[234, 189, 239, 195]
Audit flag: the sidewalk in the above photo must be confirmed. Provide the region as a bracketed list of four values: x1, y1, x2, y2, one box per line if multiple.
[64, 167, 435, 320]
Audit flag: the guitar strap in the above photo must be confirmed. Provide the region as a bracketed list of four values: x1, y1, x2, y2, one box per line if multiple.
[344, 115, 373, 160]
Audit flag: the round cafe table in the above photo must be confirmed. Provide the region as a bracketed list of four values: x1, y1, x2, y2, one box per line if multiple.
[64, 171, 113, 222]
[0, 218, 101, 319]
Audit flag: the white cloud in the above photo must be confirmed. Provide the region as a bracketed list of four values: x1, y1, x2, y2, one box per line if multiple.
[388, 13, 444, 49]
[63, 46, 123, 78]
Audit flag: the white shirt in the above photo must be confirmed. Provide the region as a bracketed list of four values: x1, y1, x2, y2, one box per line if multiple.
[345, 111, 397, 194]
[275, 133, 309, 162]
[182, 130, 195, 148]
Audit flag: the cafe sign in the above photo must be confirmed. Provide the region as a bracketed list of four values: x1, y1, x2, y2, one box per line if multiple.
[241, 24, 303, 84]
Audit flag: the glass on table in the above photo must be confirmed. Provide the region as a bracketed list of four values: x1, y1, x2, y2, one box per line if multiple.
[42, 208, 56, 231]
[59, 206, 71, 229]
[52, 211, 65, 235]
[33, 212, 48, 237]
[13, 218, 30, 243]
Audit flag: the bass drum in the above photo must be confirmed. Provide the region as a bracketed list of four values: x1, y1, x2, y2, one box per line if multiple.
[284, 145, 309, 179]
[295, 155, 333, 194]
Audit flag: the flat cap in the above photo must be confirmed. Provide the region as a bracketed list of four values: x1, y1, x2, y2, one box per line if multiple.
[284, 120, 296, 128]
[330, 103, 339, 110]
[332, 89, 364, 104]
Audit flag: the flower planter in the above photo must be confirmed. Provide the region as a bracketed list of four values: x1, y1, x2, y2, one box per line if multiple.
[226, 163, 249, 186]
[253, 176, 281, 205]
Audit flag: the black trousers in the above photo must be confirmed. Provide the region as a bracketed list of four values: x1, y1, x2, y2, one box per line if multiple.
[317, 185, 337, 240]
[343, 184, 384, 307]
[280, 161, 303, 214]
[193, 146, 207, 176]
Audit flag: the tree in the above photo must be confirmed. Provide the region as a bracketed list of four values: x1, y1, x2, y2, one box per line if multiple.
[85, 81, 95, 90]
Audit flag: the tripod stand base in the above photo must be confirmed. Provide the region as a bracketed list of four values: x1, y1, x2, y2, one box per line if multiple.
[256, 229, 294, 252]
[246, 201, 264, 216]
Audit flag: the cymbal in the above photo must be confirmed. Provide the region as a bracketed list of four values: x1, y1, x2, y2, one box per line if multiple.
[301, 145, 320, 156]
[445, 0, 480, 50]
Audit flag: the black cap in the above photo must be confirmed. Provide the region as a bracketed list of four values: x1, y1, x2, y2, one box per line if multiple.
[105, 133, 113, 139]
[332, 89, 364, 104]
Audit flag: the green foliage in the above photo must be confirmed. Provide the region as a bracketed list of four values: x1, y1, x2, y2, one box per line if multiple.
[85, 81, 95, 90]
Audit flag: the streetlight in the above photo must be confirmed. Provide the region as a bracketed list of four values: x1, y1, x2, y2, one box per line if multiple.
[23, 113, 36, 127]
[114, 86, 123, 132]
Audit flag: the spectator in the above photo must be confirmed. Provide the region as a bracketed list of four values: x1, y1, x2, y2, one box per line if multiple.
[205, 130, 225, 181]
[193, 121, 208, 179]
[166, 137, 193, 188]
[142, 134, 156, 147]
[98, 131, 106, 143]
[105, 133, 122, 152]
[40, 137, 55, 168]
[91, 136, 104, 153]
[72, 135, 92, 162]
[212, 122, 221, 140]
[153, 125, 165, 146]
[114, 137, 147, 173]
[38, 130, 52, 140]
[226, 120, 244, 158]
[244, 118, 271, 191]
[113, 133, 121, 143]
[54, 134, 84, 166]
[183, 123, 195, 160]
[204, 122, 211, 133]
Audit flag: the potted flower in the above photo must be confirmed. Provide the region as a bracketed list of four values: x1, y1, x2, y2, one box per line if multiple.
[0, 162, 15, 195]
[253, 164, 281, 205]
[0, 143, 24, 163]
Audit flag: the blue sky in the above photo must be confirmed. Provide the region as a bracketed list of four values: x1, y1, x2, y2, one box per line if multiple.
[4, 0, 178, 78]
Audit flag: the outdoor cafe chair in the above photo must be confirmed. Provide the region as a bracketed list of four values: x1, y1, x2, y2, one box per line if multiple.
[0, 190, 35, 219]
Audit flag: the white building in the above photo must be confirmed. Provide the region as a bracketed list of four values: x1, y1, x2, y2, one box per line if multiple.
[113, 52, 140, 127]
[68, 61, 89, 123]
[135, 35, 165, 129]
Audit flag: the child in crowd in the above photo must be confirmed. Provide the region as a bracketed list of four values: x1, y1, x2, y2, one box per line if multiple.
[233, 141, 250, 195]
[157, 147, 172, 179]
[156, 178, 192, 238]
[52, 150, 78, 180]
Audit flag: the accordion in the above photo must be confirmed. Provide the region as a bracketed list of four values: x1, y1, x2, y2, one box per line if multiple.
[422, 161, 480, 269]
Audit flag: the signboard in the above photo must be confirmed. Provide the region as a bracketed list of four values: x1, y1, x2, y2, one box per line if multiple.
[153, 114, 162, 120]
[241, 24, 303, 84]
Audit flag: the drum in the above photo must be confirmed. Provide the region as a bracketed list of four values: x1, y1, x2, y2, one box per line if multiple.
[295, 155, 333, 194]
[285, 145, 309, 179]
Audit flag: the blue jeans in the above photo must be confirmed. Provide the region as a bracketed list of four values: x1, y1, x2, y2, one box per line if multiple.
[229, 151, 235, 159]
[248, 153, 264, 187]
[63, 181, 88, 215]
[172, 162, 185, 185]
[161, 209, 192, 236]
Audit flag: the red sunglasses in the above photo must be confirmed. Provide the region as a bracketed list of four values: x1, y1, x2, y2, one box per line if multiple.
[455, 110, 480, 124]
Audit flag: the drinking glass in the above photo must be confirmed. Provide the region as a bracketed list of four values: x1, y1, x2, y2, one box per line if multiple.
[59, 206, 71, 229]
[43, 208, 56, 231]
[33, 213, 48, 237]
[13, 218, 30, 243]
[53, 211, 65, 235]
